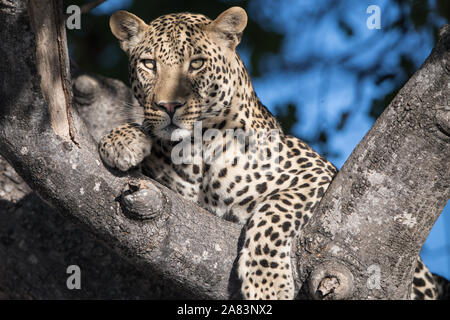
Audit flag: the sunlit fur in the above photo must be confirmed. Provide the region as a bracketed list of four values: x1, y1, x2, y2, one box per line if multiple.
[99, 8, 445, 300]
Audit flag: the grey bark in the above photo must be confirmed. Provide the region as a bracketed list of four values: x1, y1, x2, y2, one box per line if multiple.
[0, 0, 448, 299]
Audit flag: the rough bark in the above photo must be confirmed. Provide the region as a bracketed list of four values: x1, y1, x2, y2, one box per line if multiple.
[0, 0, 448, 299]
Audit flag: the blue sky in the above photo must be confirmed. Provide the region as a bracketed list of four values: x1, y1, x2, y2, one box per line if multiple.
[88, 0, 449, 279]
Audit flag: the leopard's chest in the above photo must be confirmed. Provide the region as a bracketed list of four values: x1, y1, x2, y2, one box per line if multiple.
[141, 145, 202, 202]
[141, 134, 330, 224]
[141, 146, 259, 221]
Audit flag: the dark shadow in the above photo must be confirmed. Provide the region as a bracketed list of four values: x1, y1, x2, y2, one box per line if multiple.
[227, 223, 246, 300]
[0, 192, 192, 299]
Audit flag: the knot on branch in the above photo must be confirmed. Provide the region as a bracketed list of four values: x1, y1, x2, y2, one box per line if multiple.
[73, 74, 99, 105]
[120, 179, 167, 221]
[308, 261, 354, 300]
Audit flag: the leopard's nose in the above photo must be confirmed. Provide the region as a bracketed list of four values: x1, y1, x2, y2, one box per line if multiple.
[157, 101, 185, 118]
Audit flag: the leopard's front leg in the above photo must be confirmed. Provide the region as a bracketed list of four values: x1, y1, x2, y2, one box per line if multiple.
[99, 123, 152, 171]
[238, 190, 311, 300]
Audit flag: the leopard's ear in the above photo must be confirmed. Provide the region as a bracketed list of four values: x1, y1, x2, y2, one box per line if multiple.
[110, 11, 147, 55]
[208, 7, 247, 49]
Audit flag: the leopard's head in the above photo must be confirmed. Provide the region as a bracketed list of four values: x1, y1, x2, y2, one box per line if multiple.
[110, 7, 248, 140]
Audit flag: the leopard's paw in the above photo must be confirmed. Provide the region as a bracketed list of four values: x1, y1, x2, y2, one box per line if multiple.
[99, 124, 152, 172]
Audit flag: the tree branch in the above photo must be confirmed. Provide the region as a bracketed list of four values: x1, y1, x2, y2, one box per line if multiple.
[0, 0, 448, 300]
[28, 0, 77, 143]
[0, 155, 189, 299]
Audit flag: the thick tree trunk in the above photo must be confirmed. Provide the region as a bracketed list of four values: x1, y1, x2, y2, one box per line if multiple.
[0, 0, 448, 299]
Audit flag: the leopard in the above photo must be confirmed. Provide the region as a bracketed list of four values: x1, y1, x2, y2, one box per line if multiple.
[98, 7, 446, 300]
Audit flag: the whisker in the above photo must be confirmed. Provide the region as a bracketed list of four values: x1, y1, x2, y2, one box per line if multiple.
[112, 98, 146, 126]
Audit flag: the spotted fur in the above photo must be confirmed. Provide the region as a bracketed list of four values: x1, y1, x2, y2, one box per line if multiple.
[411, 257, 449, 300]
[98, 7, 446, 300]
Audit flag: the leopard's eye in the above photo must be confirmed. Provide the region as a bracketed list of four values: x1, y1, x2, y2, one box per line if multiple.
[142, 59, 156, 71]
[190, 58, 205, 71]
